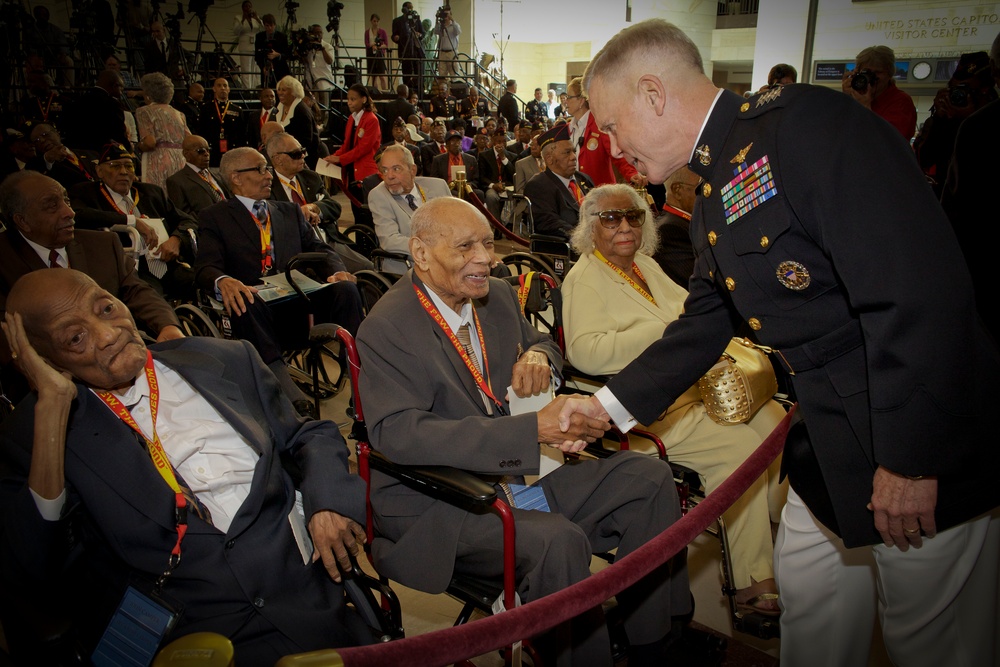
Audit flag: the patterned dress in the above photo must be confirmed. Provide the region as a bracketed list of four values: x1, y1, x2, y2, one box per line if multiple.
[136, 103, 190, 189]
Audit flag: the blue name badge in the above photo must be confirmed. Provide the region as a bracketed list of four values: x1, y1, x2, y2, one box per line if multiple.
[508, 483, 551, 512]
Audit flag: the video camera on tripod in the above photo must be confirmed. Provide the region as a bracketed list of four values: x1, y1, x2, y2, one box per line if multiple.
[187, 0, 213, 22]
[435, 4, 451, 25]
[326, 0, 344, 34]
[163, 2, 184, 38]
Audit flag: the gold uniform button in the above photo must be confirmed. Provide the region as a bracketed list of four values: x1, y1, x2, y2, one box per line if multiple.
[708, 231, 717, 246]
[760, 236, 769, 248]
[741, 102, 750, 112]
[702, 183, 712, 197]
[725, 277, 736, 291]
[748, 317, 762, 331]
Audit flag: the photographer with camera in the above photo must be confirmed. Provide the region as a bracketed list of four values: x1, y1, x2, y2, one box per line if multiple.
[365, 14, 389, 93]
[254, 13, 290, 89]
[913, 51, 997, 197]
[299, 24, 335, 111]
[433, 5, 460, 85]
[392, 2, 424, 98]
[841, 45, 916, 140]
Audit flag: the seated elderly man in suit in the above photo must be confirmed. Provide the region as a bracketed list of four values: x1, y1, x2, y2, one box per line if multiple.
[194, 147, 364, 417]
[264, 132, 372, 274]
[0, 268, 369, 667]
[367, 144, 452, 275]
[0, 171, 184, 404]
[26, 122, 99, 190]
[523, 123, 594, 240]
[69, 144, 198, 300]
[165, 135, 232, 218]
[429, 129, 483, 200]
[357, 197, 690, 667]
[477, 126, 518, 223]
[380, 117, 421, 173]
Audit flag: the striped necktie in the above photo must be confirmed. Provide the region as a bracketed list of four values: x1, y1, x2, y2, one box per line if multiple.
[199, 169, 224, 202]
[568, 179, 583, 204]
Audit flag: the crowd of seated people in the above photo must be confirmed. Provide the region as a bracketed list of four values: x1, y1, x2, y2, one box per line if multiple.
[3, 13, 996, 667]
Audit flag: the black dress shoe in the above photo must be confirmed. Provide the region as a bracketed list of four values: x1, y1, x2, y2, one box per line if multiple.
[293, 400, 319, 420]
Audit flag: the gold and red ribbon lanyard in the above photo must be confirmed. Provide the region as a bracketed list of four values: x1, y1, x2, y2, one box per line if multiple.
[516, 272, 533, 315]
[251, 207, 274, 275]
[100, 184, 144, 218]
[215, 100, 231, 150]
[64, 151, 94, 180]
[661, 203, 692, 221]
[95, 351, 187, 588]
[412, 283, 506, 415]
[594, 250, 657, 305]
[37, 92, 54, 121]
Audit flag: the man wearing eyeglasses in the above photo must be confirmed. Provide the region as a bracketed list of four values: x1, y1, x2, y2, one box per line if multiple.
[522, 123, 594, 240]
[166, 135, 233, 218]
[69, 143, 198, 301]
[195, 147, 364, 416]
[265, 132, 372, 274]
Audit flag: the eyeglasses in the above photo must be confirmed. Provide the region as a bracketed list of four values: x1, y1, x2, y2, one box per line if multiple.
[234, 164, 272, 175]
[566, 94, 582, 100]
[194, 147, 210, 155]
[276, 149, 308, 160]
[596, 208, 646, 229]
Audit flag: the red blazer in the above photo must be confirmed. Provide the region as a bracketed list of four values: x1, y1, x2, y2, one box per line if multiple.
[576, 112, 638, 187]
[335, 110, 382, 181]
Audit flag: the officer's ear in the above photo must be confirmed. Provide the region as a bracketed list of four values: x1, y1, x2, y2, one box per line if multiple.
[636, 74, 666, 117]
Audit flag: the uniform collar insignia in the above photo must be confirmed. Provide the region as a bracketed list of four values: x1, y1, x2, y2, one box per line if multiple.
[756, 85, 782, 108]
[730, 142, 753, 165]
[695, 144, 712, 166]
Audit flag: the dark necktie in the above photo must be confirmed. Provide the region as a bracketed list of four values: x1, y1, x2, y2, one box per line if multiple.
[199, 169, 224, 202]
[48, 249, 62, 268]
[161, 41, 167, 58]
[405, 194, 417, 211]
[289, 180, 306, 205]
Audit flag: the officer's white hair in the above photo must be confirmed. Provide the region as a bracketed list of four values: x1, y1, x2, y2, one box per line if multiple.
[583, 19, 704, 94]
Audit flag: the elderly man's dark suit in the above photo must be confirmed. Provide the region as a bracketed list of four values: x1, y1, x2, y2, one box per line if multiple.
[0, 337, 368, 666]
[165, 164, 232, 218]
[418, 139, 447, 177]
[195, 198, 363, 365]
[356, 273, 689, 665]
[0, 228, 181, 404]
[477, 147, 516, 190]
[653, 209, 695, 289]
[606, 85, 1000, 547]
[522, 169, 593, 240]
[268, 169, 372, 273]
[68, 180, 198, 298]
[28, 148, 99, 190]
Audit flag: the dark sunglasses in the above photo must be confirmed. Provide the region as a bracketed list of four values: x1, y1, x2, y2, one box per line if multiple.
[596, 208, 646, 229]
[276, 149, 308, 160]
[194, 147, 210, 155]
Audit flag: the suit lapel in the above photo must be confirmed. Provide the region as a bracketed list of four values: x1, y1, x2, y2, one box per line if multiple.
[7, 231, 47, 272]
[228, 198, 262, 251]
[185, 166, 215, 199]
[66, 239, 89, 273]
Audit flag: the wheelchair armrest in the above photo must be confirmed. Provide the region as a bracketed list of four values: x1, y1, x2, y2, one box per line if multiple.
[370, 249, 411, 263]
[109, 224, 142, 251]
[368, 450, 498, 510]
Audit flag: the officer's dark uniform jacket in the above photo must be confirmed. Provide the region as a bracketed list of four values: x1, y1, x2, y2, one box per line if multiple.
[606, 84, 1000, 548]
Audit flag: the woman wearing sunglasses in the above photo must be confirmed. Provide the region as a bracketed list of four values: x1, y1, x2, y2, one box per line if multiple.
[562, 183, 788, 617]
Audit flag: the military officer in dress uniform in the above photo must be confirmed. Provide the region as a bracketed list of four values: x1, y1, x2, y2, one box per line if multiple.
[560, 19, 1000, 667]
[199, 78, 247, 167]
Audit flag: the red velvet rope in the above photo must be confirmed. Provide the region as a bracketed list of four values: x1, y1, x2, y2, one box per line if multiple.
[328, 405, 796, 667]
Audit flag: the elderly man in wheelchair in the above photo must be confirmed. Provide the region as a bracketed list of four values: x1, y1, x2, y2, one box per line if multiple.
[355, 197, 692, 667]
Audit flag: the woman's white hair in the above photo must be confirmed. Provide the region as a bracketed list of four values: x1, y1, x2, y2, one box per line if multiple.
[570, 183, 658, 257]
[277, 75, 305, 100]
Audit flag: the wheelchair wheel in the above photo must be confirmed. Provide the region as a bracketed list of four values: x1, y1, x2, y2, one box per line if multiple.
[499, 252, 559, 284]
[174, 303, 223, 338]
[285, 342, 344, 400]
[342, 224, 380, 260]
[355, 270, 395, 315]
